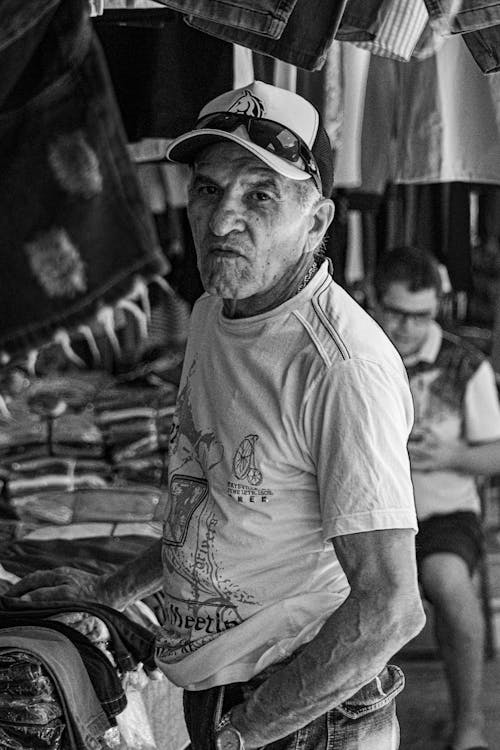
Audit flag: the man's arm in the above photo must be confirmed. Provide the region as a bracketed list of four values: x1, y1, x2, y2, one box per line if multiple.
[7, 539, 163, 611]
[409, 436, 500, 475]
[230, 527, 425, 749]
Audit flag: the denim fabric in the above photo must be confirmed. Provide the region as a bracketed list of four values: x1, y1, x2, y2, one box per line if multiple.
[187, 0, 348, 71]
[0, 627, 110, 750]
[424, 0, 500, 34]
[0, 0, 166, 361]
[0, 595, 157, 672]
[463, 23, 500, 72]
[0, 650, 65, 750]
[183, 664, 404, 750]
[0, 618, 127, 720]
[336, 0, 384, 42]
[151, 0, 297, 38]
[0, 0, 60, 107]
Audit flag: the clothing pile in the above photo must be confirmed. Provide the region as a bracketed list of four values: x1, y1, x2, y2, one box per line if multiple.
[0, 597, 158, 749]
[0, 371, 177, 528]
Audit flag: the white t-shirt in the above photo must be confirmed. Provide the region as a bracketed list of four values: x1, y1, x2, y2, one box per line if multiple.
[406, 322, 500, 520]
[155, 261, 417, 689]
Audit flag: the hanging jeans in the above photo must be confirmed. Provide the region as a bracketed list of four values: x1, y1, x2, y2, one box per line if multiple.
[150, 0, 298, 38]
[0, 0, 166, 361]
[423, 0, 500, 34]
[186, 0, 348, 71]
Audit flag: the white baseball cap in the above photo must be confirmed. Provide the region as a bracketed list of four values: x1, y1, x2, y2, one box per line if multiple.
[165, 80, 334, 197]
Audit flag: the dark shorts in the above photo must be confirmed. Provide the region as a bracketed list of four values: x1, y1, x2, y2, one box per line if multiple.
[416, 511, 484, 576]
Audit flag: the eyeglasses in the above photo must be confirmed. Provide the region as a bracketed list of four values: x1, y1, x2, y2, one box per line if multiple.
[380, 304, 435, 327]
[194, 112, 322, 193]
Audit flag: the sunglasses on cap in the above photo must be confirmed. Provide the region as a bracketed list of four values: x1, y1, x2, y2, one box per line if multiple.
[194, 111, 322, 193]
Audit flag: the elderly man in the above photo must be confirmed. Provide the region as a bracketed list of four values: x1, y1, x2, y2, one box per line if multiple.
[9, 82, 424, 750]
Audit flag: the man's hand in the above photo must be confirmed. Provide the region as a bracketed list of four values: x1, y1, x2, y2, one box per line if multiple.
[408, 434, 459, 472]
[6, 567, 108, 606]
[5, 539, 164, 612]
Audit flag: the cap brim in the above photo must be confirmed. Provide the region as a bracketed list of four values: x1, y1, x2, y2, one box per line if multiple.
[165, 129, 311, 182]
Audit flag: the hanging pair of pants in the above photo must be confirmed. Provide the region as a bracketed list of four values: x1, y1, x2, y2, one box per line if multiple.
[0, 0, 166, 361]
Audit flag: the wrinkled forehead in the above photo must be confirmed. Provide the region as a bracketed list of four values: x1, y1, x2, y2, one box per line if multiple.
[193, 140, 276, 174]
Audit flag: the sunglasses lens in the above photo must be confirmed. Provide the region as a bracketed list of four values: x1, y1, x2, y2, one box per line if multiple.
[194, 112, 321, 192]
[196, 113, 301, 162]
[248, 120, 300, 162]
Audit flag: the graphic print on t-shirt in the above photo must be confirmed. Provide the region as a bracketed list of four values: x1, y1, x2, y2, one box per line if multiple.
[409, 362, 466, 444]
[158, 360, 257, 662]
[232, 434, 263, 485]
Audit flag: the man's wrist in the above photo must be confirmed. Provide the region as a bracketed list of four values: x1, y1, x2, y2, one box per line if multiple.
[215, 712, 246, 750]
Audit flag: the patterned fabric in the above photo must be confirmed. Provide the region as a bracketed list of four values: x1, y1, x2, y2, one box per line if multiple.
[0, 371, 177, 524]
[406, 322, 500, 519]
[406, 329, 484, 412]
[352, 0, 429, 62]
[0, 0, 166, 362]
[0, 650, 65, 750]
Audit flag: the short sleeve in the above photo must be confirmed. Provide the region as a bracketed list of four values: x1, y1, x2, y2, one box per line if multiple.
[465, 360, 500, 444]
[303, 357, 417, 540]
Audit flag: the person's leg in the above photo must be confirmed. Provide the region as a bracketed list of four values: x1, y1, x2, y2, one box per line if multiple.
[420, 552, 487, 750]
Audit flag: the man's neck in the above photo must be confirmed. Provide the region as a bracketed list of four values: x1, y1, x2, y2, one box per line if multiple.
[222, 253, 320, 319]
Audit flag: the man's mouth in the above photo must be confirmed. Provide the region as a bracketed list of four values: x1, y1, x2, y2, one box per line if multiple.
[209, 246, 241, 258]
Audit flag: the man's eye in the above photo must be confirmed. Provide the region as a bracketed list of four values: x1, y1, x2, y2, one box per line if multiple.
[250, 191, 272, 202]
[190, 183, 218, 196]
[199, 184, 218, 195]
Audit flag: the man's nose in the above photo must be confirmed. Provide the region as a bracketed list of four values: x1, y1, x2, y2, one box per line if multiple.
[398, 314, 415, 332]
[208, 195, 244, 236]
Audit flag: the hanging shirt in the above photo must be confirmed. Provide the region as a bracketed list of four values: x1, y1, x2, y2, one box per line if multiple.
[355, 33, 500, 193]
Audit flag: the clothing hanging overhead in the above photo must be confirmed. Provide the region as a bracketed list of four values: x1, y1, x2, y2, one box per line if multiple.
[93, 10, 234, 141]
[333, 33, 500, 193]
[138, 0, 500, 71]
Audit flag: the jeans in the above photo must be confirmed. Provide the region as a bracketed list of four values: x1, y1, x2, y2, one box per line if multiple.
[423, 0, 500, 34]
[152, 0, 297, 38]
[183, 663, 404, 750]
[0, 617, 127, 720]
[0, 595, 157, 672]
[187, 0, 348, 71]
[463, 23, 500, 72]
[0, 0, 166, 361]
[0, 626, 110, 750]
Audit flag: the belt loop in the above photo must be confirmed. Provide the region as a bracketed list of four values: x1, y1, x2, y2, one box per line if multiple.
[213, 684, 226, 731]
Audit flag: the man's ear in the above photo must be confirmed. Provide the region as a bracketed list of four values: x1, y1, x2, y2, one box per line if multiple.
[308, 198, 335, 250]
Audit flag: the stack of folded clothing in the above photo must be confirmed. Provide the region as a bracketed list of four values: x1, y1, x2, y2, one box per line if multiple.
[0, 650, 66, 749]
[0, 371, 178, 527]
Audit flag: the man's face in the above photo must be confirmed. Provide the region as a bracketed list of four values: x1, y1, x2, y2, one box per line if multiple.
[187, 142, 318, 300]
[378, 282, 439, 360]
